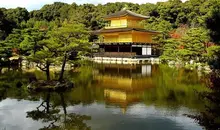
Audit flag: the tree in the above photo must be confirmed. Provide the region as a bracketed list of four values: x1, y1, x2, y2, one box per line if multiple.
[160, 39, 180, 62]
[48, 22, 90, 81]
[160, 27, 210, 63]
[20, 28, 46, 55]
[156, 0, 183, 26]
[145, 19, 173, 34]
[32, 2, 67, 21]
[3, 29, 23, 48]
[206, 46, 220, 69]
[1, 29, 24, 60]
[18, 21, 58, 80]
[0, 41, 12, 65]
[177, 28, 209, 62]
[5, 7, 29, 26]
[206, 0, 220, 43]
[0, 9, 5, 40]
[0, 8, 17, 40]
[28, 37, 59, 81]
[1, 0, 220, 68]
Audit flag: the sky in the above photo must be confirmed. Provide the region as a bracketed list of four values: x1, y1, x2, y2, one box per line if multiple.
[0, 0, 185, 11]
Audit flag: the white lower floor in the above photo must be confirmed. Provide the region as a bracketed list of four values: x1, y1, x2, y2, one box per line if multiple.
[93, 57, 160, 64]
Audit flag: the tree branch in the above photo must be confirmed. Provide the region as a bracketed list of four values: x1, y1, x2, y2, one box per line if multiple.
[36, 63, 47, 71]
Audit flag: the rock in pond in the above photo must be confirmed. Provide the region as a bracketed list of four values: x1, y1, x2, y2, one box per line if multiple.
[27, 80, 74, 91]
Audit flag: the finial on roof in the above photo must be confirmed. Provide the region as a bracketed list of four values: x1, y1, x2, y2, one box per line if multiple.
[122, 7, 127, 10]
[122, 4, 129, 10]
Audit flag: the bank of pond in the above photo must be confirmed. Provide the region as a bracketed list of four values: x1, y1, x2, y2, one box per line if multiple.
[0, 64, 219, 130]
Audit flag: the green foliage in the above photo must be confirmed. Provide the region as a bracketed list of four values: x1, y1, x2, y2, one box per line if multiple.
[3, 29, 23, 49]
[0, 41, 12, 63]
[206, 46, 220, 69]
[178, 28, 209, 61]
[145, 18, 173, 33]
[205, 0, 220, 43]
[0, 7, 29, 40]
[160, 39, 180, 62]
[5, 7, 29, 26]
[161, 27, 210, 63]
[28, 41, 57, 65]
[0, 0, 218, 39]
[25, 21, 90, 80]
[48, 21, 90, 59]
[0, 0, 220, 68]
[207, 46, 220, 58]
[20, 28, 46, 55]
[0, 0, 218, 38]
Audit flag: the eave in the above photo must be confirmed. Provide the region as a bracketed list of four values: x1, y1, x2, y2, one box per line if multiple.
[92, 28, 160, 35]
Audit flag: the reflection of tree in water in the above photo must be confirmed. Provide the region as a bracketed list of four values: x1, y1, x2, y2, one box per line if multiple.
[188, 70, 220, 130]
[26, 92, 91, 130]
[0, 67, 35, 101]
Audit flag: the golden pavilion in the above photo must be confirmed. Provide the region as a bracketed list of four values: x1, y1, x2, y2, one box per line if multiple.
[93, 9, 160, 64]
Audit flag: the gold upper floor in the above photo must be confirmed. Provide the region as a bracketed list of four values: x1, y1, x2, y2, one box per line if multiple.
[93, 10, 159, 43]
[103, 10, 149, 29]
[105, 16, 145, 29]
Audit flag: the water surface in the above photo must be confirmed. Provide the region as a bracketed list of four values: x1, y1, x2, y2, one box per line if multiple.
[0, 64, 208, 130]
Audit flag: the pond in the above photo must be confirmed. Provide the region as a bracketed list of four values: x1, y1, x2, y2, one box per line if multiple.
[0, 64, 211, 130]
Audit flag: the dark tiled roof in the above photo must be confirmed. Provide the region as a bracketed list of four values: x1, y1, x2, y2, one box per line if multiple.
[104, 10, 149, 19]
[93, 28, 160, 34]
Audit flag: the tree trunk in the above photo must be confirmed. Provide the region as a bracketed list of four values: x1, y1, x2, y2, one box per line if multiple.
[46, 92, 50, 113]
[46, 61, 50, 81]
[19, 58, 22, 69]
[59, 52, 67, 82]
[60, 93, 67, 122]
[34, 40, 37, 55]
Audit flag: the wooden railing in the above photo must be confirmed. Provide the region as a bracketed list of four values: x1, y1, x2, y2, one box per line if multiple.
[104, 25, 127, 29]
[104, 23, 144, 29]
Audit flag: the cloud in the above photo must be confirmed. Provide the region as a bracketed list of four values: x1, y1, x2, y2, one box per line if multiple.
[0, 0, 185, 11]
[0, 99, 45, 130]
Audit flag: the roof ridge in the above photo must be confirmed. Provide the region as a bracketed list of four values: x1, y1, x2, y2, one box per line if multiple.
[104, 9, 149, 19]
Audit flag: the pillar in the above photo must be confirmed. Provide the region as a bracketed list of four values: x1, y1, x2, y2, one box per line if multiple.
[146, 45, 152, 55]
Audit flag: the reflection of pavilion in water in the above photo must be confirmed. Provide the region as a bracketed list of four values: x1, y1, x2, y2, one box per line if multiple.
[94, 64, 157, 113]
